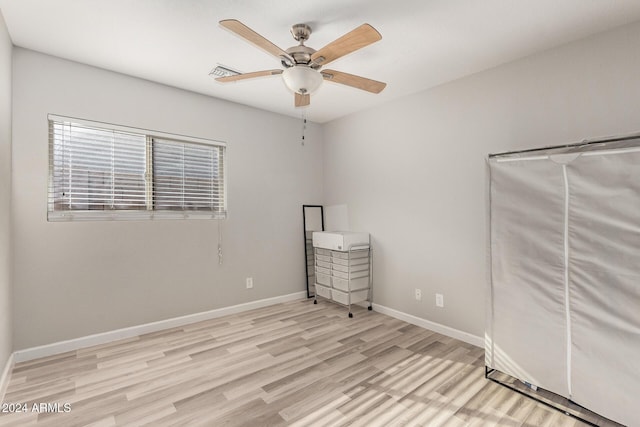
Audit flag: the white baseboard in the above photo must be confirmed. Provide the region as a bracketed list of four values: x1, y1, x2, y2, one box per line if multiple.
[14, 291, 307, 363]
[372, 303, 484, 348]
[0, 352, 15, 402]
[11, 294, 481, 364]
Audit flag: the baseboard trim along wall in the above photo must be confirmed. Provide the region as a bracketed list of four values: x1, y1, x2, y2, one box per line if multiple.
[0, 353, 15, 403]
[372, 303, 484, 348]
[13, 291, 307, 363]
[12, 293, 482, 364]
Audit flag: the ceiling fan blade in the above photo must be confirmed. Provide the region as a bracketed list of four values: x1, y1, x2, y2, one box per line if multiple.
[311, 24, 381, 67]
[295, 93, 310, 107]
[220, 19, 293, 63]
[321, 69, 386, 93]
[216, 69, 283, 83]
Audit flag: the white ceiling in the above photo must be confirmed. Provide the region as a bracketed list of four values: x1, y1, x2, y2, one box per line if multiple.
[1, 1, 640, 123]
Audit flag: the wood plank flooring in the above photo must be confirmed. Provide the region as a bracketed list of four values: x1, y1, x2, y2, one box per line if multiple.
[0, 300, 622, 426]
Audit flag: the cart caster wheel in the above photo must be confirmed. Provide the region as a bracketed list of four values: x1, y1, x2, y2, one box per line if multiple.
[348, 312, 353, 318]
[368, 306, 373, 311]
[313, 300, 317, 304]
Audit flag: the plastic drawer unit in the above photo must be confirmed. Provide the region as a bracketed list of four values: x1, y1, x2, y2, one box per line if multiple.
[312, 231, 372, 318]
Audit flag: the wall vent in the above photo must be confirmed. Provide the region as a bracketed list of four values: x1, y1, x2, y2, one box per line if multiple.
[209, 65, 241, 78]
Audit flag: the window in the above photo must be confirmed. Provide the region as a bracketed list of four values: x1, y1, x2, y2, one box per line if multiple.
[48, 115, 226, 221]
[152, 139, 225, 212]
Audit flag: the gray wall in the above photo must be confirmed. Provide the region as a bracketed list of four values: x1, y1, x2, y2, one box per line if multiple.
[12, 48, 323, 349]
[8, 20, 640, 351]
[0, 10, 12, 369]
[322, 22, 640, 338]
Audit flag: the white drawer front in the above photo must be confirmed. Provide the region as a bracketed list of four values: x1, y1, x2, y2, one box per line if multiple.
[331, 256, 369, 266]
[317, 260, 332, 269]
[332, 276, 369, 292]
[332, 263, 368, 273]
[331, 250, 369, 260]
[315, 284, 332, 299]
[331, 269, 369, 280]
[315, 266, 331, 275]
[316, 272, 331, 286]
[331, 288, 369, 305]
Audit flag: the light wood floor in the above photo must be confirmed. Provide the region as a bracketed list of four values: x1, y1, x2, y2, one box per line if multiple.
[0, 300, 622, 427]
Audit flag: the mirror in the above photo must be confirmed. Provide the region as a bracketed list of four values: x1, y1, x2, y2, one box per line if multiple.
[303, 205, 324, 298]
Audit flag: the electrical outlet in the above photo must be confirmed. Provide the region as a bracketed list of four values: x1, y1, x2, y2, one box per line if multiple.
[436, 293, 444, 308]
[415, 289, 422, 301]
[246, 277, 253, 289]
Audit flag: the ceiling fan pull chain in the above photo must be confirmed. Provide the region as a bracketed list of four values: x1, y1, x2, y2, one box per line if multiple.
[301, 113, 307, 146]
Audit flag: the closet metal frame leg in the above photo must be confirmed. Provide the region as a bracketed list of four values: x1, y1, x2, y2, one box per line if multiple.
[485, 367, 601, 427]
[368, 247, 373, 311]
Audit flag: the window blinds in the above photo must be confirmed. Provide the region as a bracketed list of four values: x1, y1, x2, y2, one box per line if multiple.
[152, 138, 225, 213]
[49, 121, 147, 213]
[48, 115, 227, 221]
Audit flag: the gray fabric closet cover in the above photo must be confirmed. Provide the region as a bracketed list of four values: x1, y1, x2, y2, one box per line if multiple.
[488, 159, 569, 397]
[567, 151, 640, 427]
[487, 140, 640, 427]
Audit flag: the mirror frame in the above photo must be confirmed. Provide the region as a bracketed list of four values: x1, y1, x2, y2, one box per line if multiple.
[302, 205, 324, 298]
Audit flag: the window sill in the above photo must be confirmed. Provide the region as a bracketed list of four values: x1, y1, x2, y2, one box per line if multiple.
[47, 210, 227, 222]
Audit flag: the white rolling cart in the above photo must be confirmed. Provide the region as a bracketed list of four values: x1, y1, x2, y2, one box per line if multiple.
[312, 231, 373, 318]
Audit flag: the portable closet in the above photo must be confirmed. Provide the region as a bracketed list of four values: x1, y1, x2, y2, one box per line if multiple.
[486, 137, 640, 427]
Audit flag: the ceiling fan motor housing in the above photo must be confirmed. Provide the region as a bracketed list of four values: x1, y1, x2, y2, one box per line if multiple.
[285, 24, 318, 68]
[285, 45, 317, 67]
[290, 23, 312, 42]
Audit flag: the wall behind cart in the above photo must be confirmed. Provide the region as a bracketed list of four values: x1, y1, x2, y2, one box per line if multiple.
[322, 21, 640, 338]
[11, 48, 324, 350]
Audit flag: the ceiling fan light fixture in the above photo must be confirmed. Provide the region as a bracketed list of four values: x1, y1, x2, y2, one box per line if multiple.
[282, 66, 323, 95]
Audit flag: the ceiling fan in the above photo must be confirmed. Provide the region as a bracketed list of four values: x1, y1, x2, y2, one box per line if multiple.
[215, 19, 386, 107]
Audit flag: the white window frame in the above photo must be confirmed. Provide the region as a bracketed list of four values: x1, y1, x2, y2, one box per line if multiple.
[47, 114, 227, 221]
